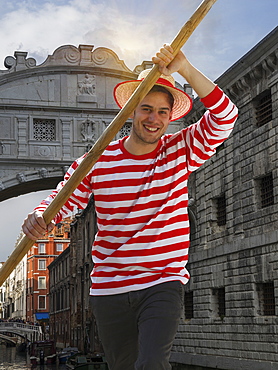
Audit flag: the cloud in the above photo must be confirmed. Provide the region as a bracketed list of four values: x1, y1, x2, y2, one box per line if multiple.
[0, 0, 199, 72]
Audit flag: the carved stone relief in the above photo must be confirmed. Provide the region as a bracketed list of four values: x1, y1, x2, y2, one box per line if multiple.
[77, 74, 97, 103]
[78, 74, 96, 96]
[81, 119, 96, 143]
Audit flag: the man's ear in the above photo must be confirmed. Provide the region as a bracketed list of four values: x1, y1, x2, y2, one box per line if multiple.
[129, 111, 135, 119]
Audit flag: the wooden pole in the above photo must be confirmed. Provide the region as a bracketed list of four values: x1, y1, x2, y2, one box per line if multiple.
[0, 0, 218, 286]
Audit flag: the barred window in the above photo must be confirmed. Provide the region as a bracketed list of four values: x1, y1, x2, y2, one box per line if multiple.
[254, 90, 272, 127]
[260, 173, 274, 208]
[119, 122, 132, 139]
[184, 291, 194, 319]
[257, 282, 275, 316]
[33, 118, 56, 141]
[216, 194, 227, 226]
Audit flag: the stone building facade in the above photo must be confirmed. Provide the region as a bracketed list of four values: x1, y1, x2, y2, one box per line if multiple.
[48, 198, 103, 353]
[171, 26, 278, 369]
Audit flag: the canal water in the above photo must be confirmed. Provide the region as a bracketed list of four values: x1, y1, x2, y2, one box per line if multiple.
[0, 344, 67, 370]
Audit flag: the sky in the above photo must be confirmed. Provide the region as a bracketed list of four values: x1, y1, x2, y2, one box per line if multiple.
[0, 0, 277, 262]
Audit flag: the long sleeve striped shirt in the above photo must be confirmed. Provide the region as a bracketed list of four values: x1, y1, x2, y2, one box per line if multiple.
[35, 86, 238, 295]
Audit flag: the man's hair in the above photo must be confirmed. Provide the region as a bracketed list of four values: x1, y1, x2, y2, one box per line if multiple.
[149, 85, 174, 110]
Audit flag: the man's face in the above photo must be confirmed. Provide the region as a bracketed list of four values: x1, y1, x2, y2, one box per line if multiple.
[130, 91, 173, 147]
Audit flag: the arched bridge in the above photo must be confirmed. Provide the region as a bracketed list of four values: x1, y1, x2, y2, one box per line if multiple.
[0, 333, 18, 345]
[0, 43, 151, 203]
[0, 322, 43, 342]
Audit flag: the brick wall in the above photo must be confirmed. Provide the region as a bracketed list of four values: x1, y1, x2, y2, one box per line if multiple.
[171, 27, 278, 370]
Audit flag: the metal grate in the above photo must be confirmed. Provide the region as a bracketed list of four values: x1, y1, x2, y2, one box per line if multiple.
[119, 122, 132, 139]
[255, 91, 272, 127]
[217, 194, 227, 226]
[260, 173, 274, 208]
[184, 291, 194, 319]
[262, 282, 275, 316]
[33, 118, 56, 141]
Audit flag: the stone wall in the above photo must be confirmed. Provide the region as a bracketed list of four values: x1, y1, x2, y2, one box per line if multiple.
[171, 26, 278, 370]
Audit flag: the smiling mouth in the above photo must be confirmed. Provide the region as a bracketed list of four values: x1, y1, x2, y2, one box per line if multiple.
[144, 125, 159, 132]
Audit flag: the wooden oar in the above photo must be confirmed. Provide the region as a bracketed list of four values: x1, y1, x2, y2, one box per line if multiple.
[0, 0, 218, 286]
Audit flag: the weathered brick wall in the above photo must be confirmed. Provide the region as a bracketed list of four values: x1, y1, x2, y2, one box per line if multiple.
[171, 27, 278, 370]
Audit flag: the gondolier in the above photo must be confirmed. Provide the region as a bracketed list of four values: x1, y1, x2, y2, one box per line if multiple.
[22, 43, 238, 369]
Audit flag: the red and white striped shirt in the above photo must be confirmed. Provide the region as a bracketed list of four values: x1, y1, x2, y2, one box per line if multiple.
[36, 86, 238, 295]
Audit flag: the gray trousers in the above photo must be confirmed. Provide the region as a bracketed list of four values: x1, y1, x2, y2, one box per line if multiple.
[91, 280, 184, 370]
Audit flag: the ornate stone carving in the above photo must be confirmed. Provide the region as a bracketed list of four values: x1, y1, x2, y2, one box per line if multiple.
[38, 146, 51, 157]
[16, 173, 26, 183]
[81, 119, 96, 143]
[40, 45, 81, 66]
[78, 74, 96, 96]
[91, 47, 131, 71]
[4, 51, 36, 72]
[39, 168, 48, 178]
[92, 48, 110, 65]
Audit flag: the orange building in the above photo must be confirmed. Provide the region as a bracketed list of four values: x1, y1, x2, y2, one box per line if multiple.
[26, 218, 72, 324]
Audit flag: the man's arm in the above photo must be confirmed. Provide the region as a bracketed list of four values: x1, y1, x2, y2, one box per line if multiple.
[152, 44, 215, 98]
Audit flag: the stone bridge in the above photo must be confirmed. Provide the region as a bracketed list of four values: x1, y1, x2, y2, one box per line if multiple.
[0, 43, 188, 204]
[0, 43, 157, 203]
[0, 321, 43, 342]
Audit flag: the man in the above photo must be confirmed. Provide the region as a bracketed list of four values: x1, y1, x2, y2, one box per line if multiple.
[23, 45, 238, 370]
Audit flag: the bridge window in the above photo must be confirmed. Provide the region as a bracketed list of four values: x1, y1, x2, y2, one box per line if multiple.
[38, 276, 46, 289]
[38, 259, 46, 270]
[38, 295, 46, 310]
[33, 118, 56, 141]
[119, 122, 132, 139]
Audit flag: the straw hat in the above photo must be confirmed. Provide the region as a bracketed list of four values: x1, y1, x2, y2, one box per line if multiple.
[113, 69, 192, 121]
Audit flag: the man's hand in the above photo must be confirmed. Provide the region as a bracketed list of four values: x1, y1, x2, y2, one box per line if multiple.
[152, 44, 186, 76]
[153, 43, 216, 98]
[22, 211, 55, 241]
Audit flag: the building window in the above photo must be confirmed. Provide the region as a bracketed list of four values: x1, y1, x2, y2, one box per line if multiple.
[33, 118, 56, 141]
[38, 277, 46, 289]
[38, 259, 46, 270]
[257, 282, 275, 316]
[38, 296, 46, 310]
[216, 194, 227, 226]
[213, 287, 226, 318]
[38, 243, 46, 254]
[260, 173, 274, 208]
[56, 243, 63, 252]
[254, 90, 272, 127]
[184, 291, 194, 319]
